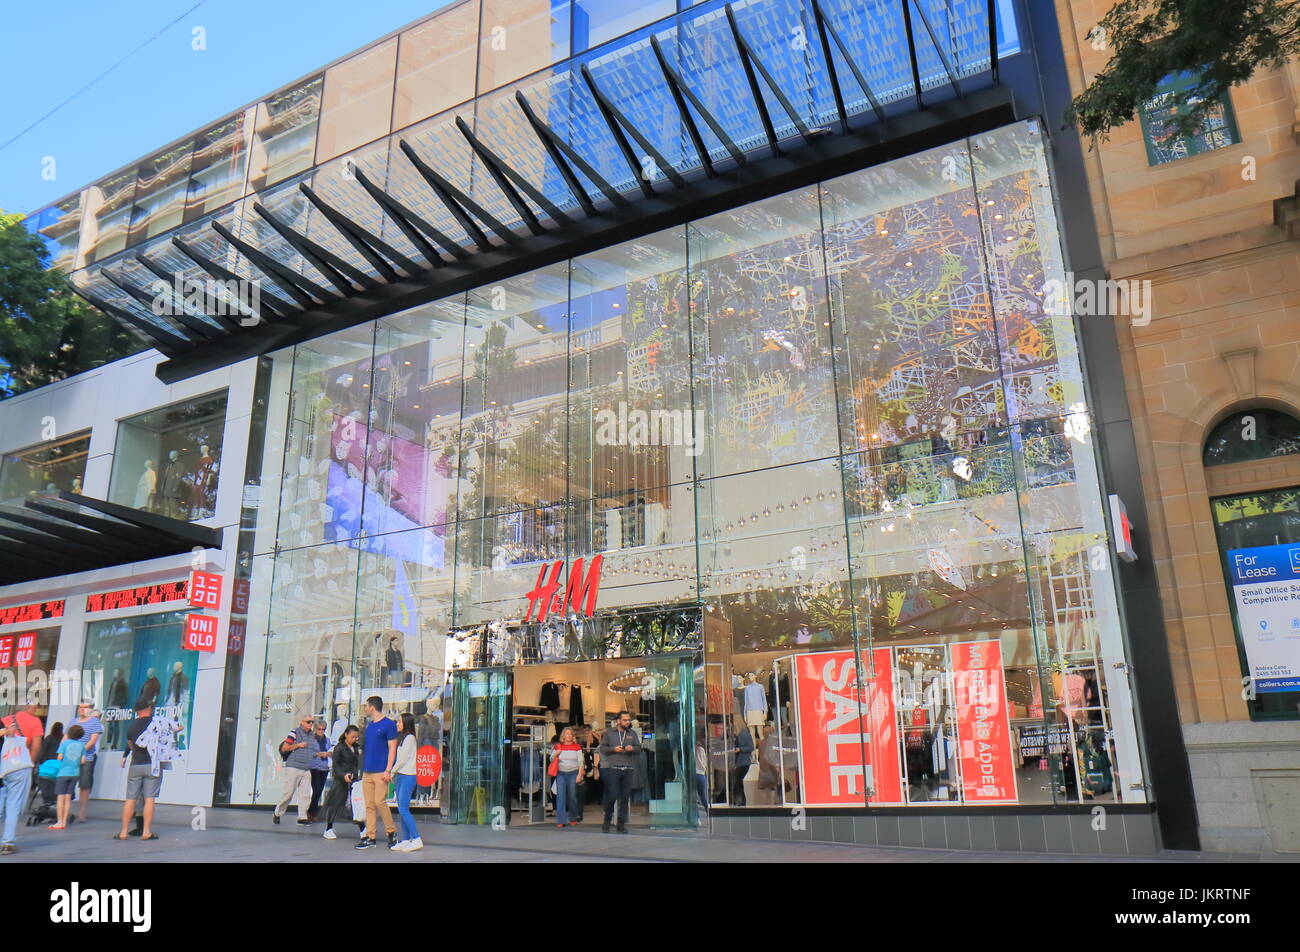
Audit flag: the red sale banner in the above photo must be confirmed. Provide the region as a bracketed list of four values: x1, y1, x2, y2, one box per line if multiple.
[416, 745, 442, 786]
[188, 570, 223, 610]
[794, 649, 901, 806]
[952, 640, 1017, 803]
[182, 613, 219, 652]
[14, 633, 36, 667]
[0, 636, 12, 667]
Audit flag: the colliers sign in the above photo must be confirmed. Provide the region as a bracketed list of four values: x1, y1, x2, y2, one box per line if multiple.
[523, 555, 604, 622]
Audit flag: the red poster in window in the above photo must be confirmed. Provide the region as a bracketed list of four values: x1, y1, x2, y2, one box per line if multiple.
[231, 578, 250, 614]
[188, 570, 223, 610]
[951, 640, 1018, 803]
[14, 633, 36, 667]
[182, 613, 219, 652]
[794, 648, 901, 806]
[416, 745, 442, 786]
[0, 636, 12, 668]
[227, 619, 246, 655]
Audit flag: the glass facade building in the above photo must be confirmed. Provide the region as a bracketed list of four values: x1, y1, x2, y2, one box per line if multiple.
[229, 119, 1147, 822]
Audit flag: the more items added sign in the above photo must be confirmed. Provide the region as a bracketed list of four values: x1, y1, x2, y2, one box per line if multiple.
[0, 600, 64, 626]
[86, 581, 188, 612]
[951, 640, 1018, 803]
[182, 613, 219, 652]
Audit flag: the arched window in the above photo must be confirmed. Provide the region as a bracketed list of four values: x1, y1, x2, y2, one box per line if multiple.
[1202, 408, 1300, 467]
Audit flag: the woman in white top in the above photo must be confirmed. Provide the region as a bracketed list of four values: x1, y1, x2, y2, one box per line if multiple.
[550, 726, 586, 828]
[391, 713, 422, 852]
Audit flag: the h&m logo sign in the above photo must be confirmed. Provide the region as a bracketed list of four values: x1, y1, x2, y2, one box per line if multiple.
[523, 555, 604, 622]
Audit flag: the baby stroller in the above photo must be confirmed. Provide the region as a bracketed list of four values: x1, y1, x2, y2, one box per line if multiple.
[26, 772, 57, 826]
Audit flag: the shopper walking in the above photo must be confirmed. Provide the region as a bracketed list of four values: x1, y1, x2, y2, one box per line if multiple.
[2, 698, 44, 763]
[273, 714, 318, 826]
[730, 714, 754, 807]
[550, 727, 585, 828]
[114, 702, 162, 841]
[322, 726, 364, 840]
[391, 713, 422, 851]
[598, 711, 641, 833]
[355, 696, 398, 850]
[49, 724, 86, 830]
[0, 719, 34, 854]
[73, 702, 104, 823]
[307, 719, 331, 821]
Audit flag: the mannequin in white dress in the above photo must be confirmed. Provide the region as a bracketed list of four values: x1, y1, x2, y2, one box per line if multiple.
[135, 459, 157, 510]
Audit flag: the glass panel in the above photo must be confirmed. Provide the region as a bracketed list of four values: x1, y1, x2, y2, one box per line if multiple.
[1211, 487, 1300, 721]
[249, 77, 324, 192]
[688, 186, 837, 479]
[0, 627, 59, 721]
[0, 431, 91, 504]
[107, 391, 228, 521]
[186, 113, 252, 222]
[1204, 409, 1300, 466]
[128, 141, 195, 245]
[638, 650, 698, 827]
[24, 195, 83, 273]
[459, 263, 570, 519]
[447, 666, 512, 822]
[393, 0, 481, 129]
[573, 0, 675, 51]
[81, 611, 198, 752]
[84, 170, 137, 264]
[316, 39, 398, 163]
[275, 323, 377, 552]
[478, 0, 572, 94]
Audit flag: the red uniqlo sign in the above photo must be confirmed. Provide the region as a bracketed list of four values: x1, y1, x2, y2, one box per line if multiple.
[231, 578, 250, 614]
[182, 613, 219, 652]
[188, 571, 223, 610]
[952, 640, 1018, 803]
[0, 637, 12, 667]
[14, 633, 36, 667]
[227, 619, 246, 655]
[794, 648, 901, 806]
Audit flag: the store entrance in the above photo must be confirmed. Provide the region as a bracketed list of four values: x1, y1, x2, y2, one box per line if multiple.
[445, 652, 700, 831]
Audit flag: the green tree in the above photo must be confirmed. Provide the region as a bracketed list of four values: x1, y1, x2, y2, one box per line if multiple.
[0, 211, 141, 399]
[1066, 0, 1300, 142]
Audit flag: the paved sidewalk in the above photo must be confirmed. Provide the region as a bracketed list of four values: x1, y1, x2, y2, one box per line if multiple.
[3, 805, 1294, 863]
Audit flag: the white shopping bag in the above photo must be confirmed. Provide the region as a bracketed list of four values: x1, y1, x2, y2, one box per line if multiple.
[349, 781, 365, 823]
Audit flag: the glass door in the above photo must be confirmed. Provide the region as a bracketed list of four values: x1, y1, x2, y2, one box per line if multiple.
[446, 667, 512, 825]
[640, 651, 699, 829]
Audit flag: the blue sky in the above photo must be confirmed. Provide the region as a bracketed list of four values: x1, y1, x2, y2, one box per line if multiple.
[0, 0, 453, 216]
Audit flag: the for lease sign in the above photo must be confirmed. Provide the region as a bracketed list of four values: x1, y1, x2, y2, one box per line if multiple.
[1226, 544, 1300, 693]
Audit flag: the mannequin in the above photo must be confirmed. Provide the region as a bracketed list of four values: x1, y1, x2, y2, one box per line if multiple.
[166, 660, 189, 710]
[135, 460, 157, 510]
[159, 451, 186, 519]
[70, 476, 83, 494]
[191, 444, 219, 518]
[742, 672, 766, 741]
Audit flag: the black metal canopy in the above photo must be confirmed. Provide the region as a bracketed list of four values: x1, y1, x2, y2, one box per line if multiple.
[0, 492, 223, 586]
[75, 0, 1011, 384]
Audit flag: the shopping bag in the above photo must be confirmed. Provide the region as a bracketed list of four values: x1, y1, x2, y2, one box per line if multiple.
[349, 781, 365, 822]
[0, 734, 33, 777]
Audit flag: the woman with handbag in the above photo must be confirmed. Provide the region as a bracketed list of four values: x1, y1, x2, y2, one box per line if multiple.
[550, 726, 585, 828]
[321, 726, 363, 840]
[0, 719, 35, 854]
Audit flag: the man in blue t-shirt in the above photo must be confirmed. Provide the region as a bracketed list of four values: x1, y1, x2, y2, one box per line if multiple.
[74, 700, 104, 823]
[355, 696, 398, 850]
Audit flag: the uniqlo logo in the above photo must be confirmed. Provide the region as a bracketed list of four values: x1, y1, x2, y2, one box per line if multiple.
[183, 613, 219, 652]
[227, 619, 246, 655]
[14, 633, 36, 667]
[0, 637, 12, 667]
[232, 578, 250, 614]
[188, 571, 223, 610]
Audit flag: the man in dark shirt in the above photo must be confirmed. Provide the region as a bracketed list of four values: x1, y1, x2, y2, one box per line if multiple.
[598, 711, 642, 834]
[115, 702, 161, 841]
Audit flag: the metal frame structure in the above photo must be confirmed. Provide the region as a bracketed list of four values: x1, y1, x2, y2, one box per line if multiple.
[73, 0, 1008, 385]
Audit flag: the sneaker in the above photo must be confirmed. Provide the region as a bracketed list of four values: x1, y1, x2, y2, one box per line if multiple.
[406, 838, 424, 851]
[386, 832, 398, 849]
[296, 819, 312, 826]
[556, 823, 566, 828]
[568, 822, 578, 827]
[602, 823, 611, 833]
[393, 840, 411, 851]
[617, 826, 628, 834]
[354, 838, 374, 850]
[272, 814, 281, 825]
[0, 844, 14, 855]
[322, 829, 337, 840]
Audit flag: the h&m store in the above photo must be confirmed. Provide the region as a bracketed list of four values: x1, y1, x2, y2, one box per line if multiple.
[15, 0, 1197, 852]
